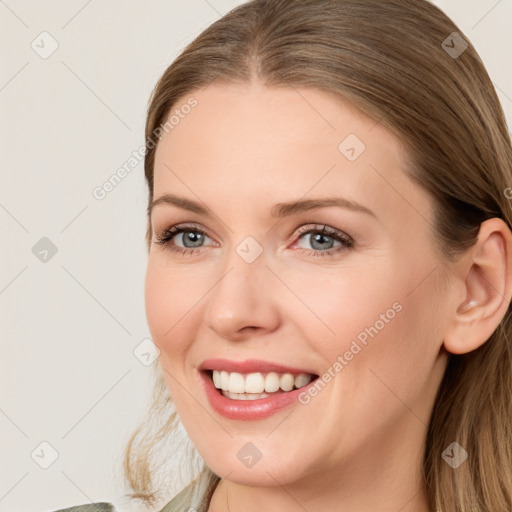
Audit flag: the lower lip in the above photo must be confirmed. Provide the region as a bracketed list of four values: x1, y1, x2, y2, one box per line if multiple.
[200, 371, 316, 420]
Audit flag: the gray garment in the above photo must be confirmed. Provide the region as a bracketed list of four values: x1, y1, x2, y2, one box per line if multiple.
[52, 467, 220, 512]
[160, 467, 220, 512]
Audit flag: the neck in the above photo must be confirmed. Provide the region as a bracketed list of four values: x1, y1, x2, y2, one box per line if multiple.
[209, 472, 430, 512]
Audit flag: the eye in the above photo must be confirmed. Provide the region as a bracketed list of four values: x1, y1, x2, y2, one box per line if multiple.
[292, 224, 354, 257]
[153, 222, 354, 257]
[153, 223, 214, 256]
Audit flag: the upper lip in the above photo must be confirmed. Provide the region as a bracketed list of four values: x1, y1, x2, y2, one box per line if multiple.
[198, 358, 318, 376]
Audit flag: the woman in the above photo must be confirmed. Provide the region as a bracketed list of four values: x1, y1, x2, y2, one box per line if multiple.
[54, 0, 512, 510]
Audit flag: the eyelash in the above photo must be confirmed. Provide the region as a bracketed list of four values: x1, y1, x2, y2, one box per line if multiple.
[154, 222, 354, 257]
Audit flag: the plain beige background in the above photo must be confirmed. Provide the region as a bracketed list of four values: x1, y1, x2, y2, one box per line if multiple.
[1, 1, 511, 511]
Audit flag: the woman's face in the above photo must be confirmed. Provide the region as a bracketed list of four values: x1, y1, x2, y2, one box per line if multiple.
[145, 83, 454, 489]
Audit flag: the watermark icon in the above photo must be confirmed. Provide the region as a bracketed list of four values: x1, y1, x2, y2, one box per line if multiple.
[31, 441, 59, 469]
[32, 237, 58, 263]
[442, 442, 468, 469]
[237, 442, 263, 468]
[31, 31, 59, 59]
[92, 97, 198, 201]
[236, 236, 263, 263]
[133, 337, 160, 366]
[338, 133, 366, 161]
[298, 301, 403, 404]
[441, 32, 468, 59]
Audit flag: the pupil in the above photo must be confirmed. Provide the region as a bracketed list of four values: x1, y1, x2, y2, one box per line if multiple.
[313, 233, 333, 250]
[185, 232, 203, 247]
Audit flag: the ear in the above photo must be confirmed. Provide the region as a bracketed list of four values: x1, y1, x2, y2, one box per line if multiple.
[443, 217, 512, 355]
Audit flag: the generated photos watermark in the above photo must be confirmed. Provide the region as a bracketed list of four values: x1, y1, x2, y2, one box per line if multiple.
[298, 301, 403, 404]
[92, 96, 198, 201]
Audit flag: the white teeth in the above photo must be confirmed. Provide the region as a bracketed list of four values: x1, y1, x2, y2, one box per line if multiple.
[228, 372, 245, 393]
[211, 370, 313, 395]
[222, 391, 270, 400]
[265, 372, 280, 392]
[212, 371, 220, 388]
[220, 370, 229, 391]
[245, 372, 265, 393]
[294, 374, 312, 388]
[280, 373, 295, 391]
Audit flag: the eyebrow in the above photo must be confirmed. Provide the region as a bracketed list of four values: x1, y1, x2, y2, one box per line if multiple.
[147, 193, 376, 219]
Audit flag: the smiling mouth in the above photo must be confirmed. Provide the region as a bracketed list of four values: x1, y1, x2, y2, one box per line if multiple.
[206, 369, 319, 400]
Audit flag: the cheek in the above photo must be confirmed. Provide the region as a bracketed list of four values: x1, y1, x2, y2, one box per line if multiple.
[292, 263, 441, 376]
[144, 259, 200, 357]
[285, 268, 398, 356]
[333, 276, 445, 412]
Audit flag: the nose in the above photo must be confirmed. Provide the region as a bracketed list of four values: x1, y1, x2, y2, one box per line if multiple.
[204, 252, 281, 341]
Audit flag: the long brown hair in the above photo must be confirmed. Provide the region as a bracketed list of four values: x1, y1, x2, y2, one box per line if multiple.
[123, 1, 512, 510]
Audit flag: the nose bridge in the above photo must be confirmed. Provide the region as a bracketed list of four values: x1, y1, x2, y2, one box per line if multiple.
[204, 238, 279, 337]
[217, 232, 269, 295]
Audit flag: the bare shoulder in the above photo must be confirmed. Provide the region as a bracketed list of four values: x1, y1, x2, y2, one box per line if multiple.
[51, 503, 114, 512]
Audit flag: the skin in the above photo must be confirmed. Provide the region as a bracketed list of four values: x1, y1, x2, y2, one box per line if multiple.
[144, 82, 512, 512]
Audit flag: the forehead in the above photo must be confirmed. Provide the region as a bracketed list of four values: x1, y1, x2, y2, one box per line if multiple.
[152, 82, 430, 226]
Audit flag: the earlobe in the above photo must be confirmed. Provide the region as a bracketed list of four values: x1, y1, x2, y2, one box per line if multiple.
[443, 218, 512, 355]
